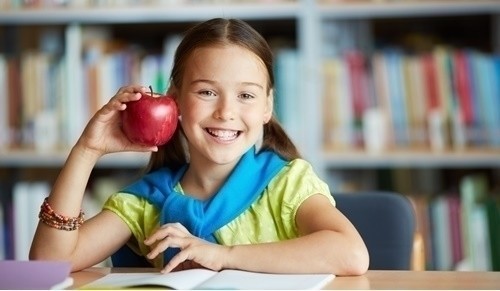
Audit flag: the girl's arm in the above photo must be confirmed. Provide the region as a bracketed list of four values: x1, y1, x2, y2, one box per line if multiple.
[224, 194, 369, 275]
[28, 143, 132, 271]
[151, 194, 369, 276]
[29, 85, 156, 271]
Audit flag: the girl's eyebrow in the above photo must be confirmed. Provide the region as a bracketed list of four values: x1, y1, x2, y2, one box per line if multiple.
[241, 82, 264, 90]
[190, 79, 264, 90]
[190, 79, 214, 86]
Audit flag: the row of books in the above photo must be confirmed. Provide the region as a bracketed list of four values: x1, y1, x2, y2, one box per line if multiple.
[327, 167, 500, 271]
[0, 34, 301, 152]
[0, 176, 123, 261]
[2, 37, 498, 154]
[0, 32, 180, 151]
[322, 47, 500, 152]
[410, 174, 500, 271]
[1, 0, 292, 10]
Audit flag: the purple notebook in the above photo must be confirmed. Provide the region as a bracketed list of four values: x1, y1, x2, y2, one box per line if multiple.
[0, 260, 73, 290]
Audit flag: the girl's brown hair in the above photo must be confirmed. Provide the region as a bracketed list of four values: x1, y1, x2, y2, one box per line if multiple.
[146, 18, 301, 172]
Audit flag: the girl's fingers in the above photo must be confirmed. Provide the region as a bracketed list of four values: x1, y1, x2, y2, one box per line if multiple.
[144, 223, 191, 245]
[146, 235, 189, 260]
[167, 222, 190, 233]
[128, 145, 158, 153]
[144, 224, 192, 258]
[106, 85, 147, 109]
[116, 85, 147, 95]
[162, 250, 193, 273]
[97, 87, 144, 119]
[110, 92, 141, 107]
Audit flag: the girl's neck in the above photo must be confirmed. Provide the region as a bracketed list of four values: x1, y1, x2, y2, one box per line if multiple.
[180, 157, 236, 200]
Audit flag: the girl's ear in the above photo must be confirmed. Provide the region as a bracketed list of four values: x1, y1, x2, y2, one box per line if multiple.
[264, 89, 274, 124]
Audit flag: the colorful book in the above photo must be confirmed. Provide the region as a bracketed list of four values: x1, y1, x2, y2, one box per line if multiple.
[484, 197, 500, 271]
[274, 49, 302, 146]
[323, 57, 354, 148]
[460, 175, 492, 271]
[452, 50, 474, 126]
[384, 49, 410, 146]
[492, 56, 500, 146]
[429, 195, 453, 270]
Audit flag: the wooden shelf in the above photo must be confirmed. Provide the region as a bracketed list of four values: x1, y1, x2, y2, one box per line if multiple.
[0, 150, 149, 168]
[0, 2, 300, 25]
[318, 0, 500, 19]
[322, 147, 500, 168]
[2, 148, 499, 169]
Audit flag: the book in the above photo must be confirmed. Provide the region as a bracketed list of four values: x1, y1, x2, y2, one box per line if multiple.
[459, 175, 492, 271]
[0, 54, 8, 149]
[323, 56, 355, 149]
[0, 260, 73, 290]
[0, 200, 5, 260]
[13, 181, 48, 260]
[429, 195, 453, 270]
[274, 48, 302, 146]
[84, 268, 335, 290]
[484, 196, 500, 271]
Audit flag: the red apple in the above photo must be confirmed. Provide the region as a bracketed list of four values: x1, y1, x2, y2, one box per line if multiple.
[121, 87, 178, 146]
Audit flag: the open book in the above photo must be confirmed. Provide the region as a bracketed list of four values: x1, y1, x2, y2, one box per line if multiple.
[0, 260, 73, 290]
[83, 268, 335, 290]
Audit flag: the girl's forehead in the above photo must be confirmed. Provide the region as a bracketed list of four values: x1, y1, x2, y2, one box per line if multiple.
[176, 44, 271, 92]
[190, 44, 258, 60]
[187, 45, 268, 77]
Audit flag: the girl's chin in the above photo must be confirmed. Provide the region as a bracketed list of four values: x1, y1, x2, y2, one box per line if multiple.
[204, 147, 247, 165]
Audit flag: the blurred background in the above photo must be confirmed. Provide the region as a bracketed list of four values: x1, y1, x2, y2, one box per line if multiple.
[0, 0, 499, 271]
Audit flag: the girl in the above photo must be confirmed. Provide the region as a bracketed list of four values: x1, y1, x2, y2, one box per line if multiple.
[30, 18, 369, 276]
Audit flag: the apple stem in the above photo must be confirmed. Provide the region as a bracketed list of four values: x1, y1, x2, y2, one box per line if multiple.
[149, 85, 153, 96]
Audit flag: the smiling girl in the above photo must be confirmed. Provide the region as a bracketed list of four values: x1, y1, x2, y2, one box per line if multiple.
[30, 18, 369, 276]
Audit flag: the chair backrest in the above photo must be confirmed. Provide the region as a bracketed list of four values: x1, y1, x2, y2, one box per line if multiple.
[334, 191, 416, 270]
[111, 244, 152, 267]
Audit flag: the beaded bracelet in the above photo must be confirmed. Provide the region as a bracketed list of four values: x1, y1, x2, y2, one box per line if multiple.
[39, 197, 85, 231]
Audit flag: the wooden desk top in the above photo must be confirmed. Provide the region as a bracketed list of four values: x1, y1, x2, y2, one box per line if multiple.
[71, 267, 500, 289]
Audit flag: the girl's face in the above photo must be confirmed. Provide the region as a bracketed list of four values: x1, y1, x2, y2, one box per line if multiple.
[176, 44, 273, 166]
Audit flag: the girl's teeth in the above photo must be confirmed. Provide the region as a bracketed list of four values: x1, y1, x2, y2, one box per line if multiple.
[207, 129, 238, 140]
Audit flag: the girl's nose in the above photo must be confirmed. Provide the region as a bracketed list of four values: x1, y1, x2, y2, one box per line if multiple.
[213, 98, 235, 121]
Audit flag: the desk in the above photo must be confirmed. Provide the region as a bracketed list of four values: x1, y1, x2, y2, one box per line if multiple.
[71, 268, 500, 289]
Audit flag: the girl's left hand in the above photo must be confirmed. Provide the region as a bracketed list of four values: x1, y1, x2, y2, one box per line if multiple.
[144, 223, 230, 273]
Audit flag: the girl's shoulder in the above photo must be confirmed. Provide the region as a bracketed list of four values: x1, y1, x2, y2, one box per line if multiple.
[275, 158, 323, 185]
[103, 192, 160, 232]
[267, 158, 333, 205]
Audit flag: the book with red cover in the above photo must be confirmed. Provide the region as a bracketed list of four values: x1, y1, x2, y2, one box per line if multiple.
[0, 260, 73, 290]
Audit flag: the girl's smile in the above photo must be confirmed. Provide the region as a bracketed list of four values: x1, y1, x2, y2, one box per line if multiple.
[205, 128, 241, 143]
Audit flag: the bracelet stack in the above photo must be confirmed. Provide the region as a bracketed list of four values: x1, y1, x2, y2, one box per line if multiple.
[39, 197, 85, 231]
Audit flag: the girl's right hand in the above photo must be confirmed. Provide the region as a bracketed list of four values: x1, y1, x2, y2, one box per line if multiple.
[75, 85, 159, 158]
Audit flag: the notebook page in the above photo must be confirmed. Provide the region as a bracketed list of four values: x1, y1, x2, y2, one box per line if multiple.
[83, 269, 216, 290]
[197, 270, 335, 290]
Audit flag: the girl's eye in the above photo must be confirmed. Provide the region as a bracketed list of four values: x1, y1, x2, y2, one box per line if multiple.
[240, 93, 255, 100]
[199, 90, 216, 97]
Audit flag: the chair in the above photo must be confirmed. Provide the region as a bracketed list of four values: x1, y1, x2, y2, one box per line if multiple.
[334, 191, 416, 270]
[111, 244, 152, 267]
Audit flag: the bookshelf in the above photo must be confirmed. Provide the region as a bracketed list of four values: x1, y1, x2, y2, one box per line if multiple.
[0, 0, 499, 270]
